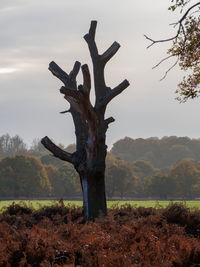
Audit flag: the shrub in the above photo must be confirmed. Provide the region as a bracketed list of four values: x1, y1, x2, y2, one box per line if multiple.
[1, 202, 200, 266]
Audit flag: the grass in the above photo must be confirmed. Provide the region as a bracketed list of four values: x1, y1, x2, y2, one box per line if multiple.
[0, 200, 81, 212]
[1, 199, 200, 212]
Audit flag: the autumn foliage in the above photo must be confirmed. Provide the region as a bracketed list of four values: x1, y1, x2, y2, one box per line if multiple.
[1, 202, 200, 266]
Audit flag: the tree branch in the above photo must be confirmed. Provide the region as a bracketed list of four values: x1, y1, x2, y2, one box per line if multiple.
[45, 61, 88, 155]
[178, 2, 200, 23]
[69, 61, 81, 82]
[60, 109, 71, 114]
[60, 85, 98, 129]
[144, 27, 181, 49]
[101, 42, 120, 64]
[49, 61, 69, 85]
[84, 21, 99, 58]
[81, 64, 91, 94]
[89, 20, 97, 39]
[144, 2, 200, 81]
[144, 2, 200, 49]
[60, 86, 78, 98]
[152, 55, 174, 69]
[41, 136, 76, 164]
[104, 117, 115, 129]
[160, 57, 179, 81]
[103, 79, 130, 105]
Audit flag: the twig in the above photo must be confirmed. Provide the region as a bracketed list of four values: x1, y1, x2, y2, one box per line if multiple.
[160, 58, 179, 81]
[60, 109, 71, 114]
[152, 55, 174, 69]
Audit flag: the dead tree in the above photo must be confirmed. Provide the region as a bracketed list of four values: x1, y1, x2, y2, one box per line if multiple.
[41, 21, 130, 221]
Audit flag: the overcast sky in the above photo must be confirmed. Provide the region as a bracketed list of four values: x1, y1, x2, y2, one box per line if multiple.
[1, 0, 199, 149]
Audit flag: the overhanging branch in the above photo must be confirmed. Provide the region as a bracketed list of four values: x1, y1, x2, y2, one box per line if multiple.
[144, 30, 181, 49]
[41, 136, 76, 164]
[144, 2, 200, 49]
[144, 2, 200, 80]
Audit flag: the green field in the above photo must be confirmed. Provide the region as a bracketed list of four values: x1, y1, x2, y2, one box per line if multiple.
[1, 200, 200, 212]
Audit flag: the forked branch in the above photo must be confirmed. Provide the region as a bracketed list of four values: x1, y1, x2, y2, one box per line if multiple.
[49, 61, 81, 89]
[84, 21, 98, 59]
[103, 79, 130, 105]
[144, 2, 200, 49]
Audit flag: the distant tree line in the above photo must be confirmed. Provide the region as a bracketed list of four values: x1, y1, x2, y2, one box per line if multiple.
[111, 136, 200, 169]
[1, 134, 200, 200]
[1, 155, 200, 200]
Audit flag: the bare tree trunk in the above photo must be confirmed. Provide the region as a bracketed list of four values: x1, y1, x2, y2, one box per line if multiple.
[41, 21, 130, 221]
[80, 171, 107, 220]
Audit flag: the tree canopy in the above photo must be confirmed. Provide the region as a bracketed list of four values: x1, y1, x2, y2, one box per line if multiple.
[143, 173, 175, 200]
[105, 154, 137, 199]
[170, 159, 200, 199]
[0, 134, 27, 158]
[111, 136, 200, 168]
[0, 156, 51, 197]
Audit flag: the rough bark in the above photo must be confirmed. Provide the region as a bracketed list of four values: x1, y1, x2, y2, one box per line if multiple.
[41, 21, 130, 221]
